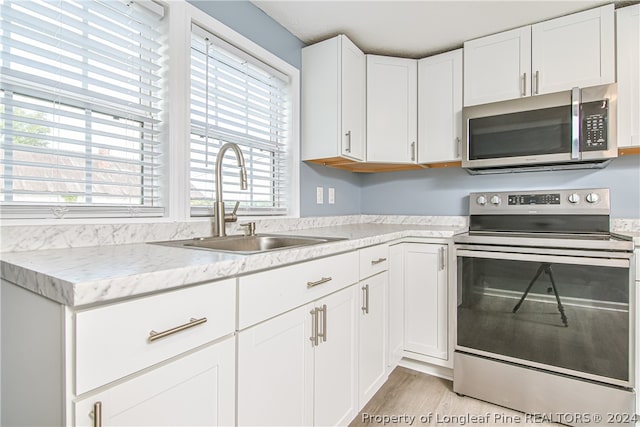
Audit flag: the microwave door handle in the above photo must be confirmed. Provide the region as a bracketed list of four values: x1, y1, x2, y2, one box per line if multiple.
[571, 86, 581, 160]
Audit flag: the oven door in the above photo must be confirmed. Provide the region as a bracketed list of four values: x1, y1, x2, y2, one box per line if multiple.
[455, 245, 633, 388]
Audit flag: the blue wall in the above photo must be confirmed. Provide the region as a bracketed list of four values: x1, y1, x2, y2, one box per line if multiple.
[360, 156, 640, 218]
[190, 1, 640, 219]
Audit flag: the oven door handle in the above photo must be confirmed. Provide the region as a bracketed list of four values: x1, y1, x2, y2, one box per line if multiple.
[456, 249, 630, 268]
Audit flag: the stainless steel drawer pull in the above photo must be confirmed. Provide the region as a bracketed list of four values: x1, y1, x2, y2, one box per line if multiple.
[148, 317, 207, 343]
[318, 304, 327, 342]
[310, 308, 319, 346]
[307, 277, 332, 288]
[371, 257, 387, 265]
[91, 401, 102, 427]
[362, 284, 370, 314]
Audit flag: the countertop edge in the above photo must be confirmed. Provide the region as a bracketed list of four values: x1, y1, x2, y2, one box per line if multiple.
[1, 225, 464, 308]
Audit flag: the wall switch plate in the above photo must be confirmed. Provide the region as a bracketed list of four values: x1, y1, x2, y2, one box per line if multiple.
[316, 186, 324, 204]
[328, 187, 335, 204]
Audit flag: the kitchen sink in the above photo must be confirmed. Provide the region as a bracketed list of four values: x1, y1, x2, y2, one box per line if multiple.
[151, 234, 346, 254]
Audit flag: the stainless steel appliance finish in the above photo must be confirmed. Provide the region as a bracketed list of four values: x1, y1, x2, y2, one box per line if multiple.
[453, 188, 635, 426]
[462, 83, 617, 173]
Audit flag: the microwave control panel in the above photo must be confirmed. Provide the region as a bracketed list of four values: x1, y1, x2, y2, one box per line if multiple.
[581, 100, 608, 151]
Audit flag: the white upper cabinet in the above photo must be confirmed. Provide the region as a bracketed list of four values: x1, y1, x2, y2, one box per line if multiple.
[531, 5, 615, 95]
[302, 35, 366, 161]
[616, 4, 640, 149]
[417, 49, 463, 164]
[464, 4, 615, 106]
[464, 27, 531, 106]
[366, 55, 418, 163]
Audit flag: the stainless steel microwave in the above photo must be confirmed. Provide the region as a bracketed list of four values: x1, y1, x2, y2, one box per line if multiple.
[462, 83, 617, 173]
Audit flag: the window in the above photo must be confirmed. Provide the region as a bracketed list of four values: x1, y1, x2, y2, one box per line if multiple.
[189, 25, 291, 217]
[0, 0, 165, 219]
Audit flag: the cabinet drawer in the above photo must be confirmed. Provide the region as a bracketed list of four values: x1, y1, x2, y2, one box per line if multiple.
[238, 251, 359, 329]
[74, 337, 235, 427]
[359, 244, 389, 279]
[75, 278, 235, 395]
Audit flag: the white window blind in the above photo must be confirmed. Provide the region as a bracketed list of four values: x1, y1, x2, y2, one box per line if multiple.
[0, 0, 165, 219]
[190, 25, 290, 217]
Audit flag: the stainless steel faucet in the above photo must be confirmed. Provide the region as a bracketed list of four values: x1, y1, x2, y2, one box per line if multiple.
[213, 143, 248, 237]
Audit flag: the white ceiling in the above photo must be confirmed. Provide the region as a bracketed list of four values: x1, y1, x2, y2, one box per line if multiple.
[252, 0, 614, 58]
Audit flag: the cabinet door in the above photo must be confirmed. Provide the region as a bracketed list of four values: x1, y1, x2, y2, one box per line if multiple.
[313, 285, 358, 427]
[617, 5, 640, 148]
[358, 271, 388, 409]
[301, 35, 364, 161]
[532, 4, 614, 95]
[366, 55, 418, 163]
[387, 244, 404, 370]
[237, 305, 313, 427]
[341, 36, 366, 161]
[463, 27, 531, 106]
[74, 338, 235, 427]
[417, 49, 463, 164]
[403, 244, 448, 360]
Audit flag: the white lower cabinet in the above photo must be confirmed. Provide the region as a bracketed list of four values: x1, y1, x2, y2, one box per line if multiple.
[357, 271, 387, 408]
[387, 244, 405, 369]
[0, 278, 236, 427]
[237, 304, 313, 426]
[238, 285, 358, 427]
[74, 338, 235, 427]
[401, 243, 450, 364]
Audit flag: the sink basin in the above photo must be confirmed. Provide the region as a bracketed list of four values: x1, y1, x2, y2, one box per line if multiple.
[152, 234, 346, 254]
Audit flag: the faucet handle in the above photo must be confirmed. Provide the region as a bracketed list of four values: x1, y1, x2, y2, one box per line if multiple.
[224, 201, 240, 223]
[231, 201, 240, 215]
[240, 222, 256, 236]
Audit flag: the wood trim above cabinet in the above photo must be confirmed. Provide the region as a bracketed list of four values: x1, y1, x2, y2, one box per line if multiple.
[618, 147, 640, 157]
[304, 158, 461, 173]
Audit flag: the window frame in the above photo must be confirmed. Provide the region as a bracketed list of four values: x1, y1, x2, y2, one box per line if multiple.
[0, 0, 167, 222]
[0, 0, 300, 225]
[172, 2, 299, 221]
[188, 24, 292, 218]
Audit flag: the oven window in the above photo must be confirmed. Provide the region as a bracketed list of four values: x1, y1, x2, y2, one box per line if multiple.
[468, 106, 571, 160]
[457, 256, 629, 382]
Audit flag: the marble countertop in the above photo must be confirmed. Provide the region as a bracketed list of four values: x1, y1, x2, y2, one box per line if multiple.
[0, 223, 464, 308]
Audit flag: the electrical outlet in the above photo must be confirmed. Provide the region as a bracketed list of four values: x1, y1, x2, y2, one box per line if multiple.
[328, 187, 335, 204]
[316, 186, 324, 204]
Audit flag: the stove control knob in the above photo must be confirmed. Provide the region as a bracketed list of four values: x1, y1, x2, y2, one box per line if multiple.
[490, 195, 502, 206]
[476, 195, 487, 206]
[586, 193, 600, 204]
[568, 193, 581, 204]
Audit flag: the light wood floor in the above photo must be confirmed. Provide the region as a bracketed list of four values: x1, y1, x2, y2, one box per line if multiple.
[349, 367, 558, 427]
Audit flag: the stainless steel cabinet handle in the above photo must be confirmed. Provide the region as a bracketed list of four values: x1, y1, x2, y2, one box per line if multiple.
[345, 130, 352, 153]
[317, 304, 327, 343]
[534, 70, 540, 95]
[148, 317, 207, 343]
[91, 401, 102, 427]
[309, 308, 318, 346]
[455, 137, 461, 158]
[371, 257, 387, 265]
[361, 284, 370, 314]
[411, 141, 416, 161]
[522, 72, 527, 97]
[439, 247, 446, 271]
[307, 277, 332, 288]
